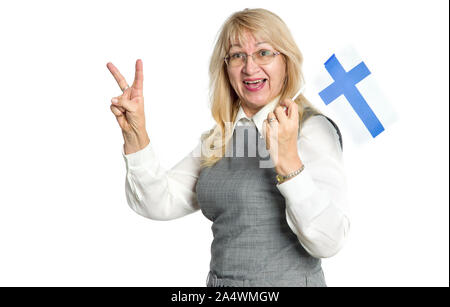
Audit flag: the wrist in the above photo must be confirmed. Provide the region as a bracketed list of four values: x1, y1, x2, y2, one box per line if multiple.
[276, 162, 305, 184]
[275, 154, 303, 176]
[123, 130, 150, 155]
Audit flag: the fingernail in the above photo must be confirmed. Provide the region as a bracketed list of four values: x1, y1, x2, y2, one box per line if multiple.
[111, 98, 118, 104]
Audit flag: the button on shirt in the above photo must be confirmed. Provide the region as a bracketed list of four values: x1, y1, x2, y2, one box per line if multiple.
[121, 98, 350, 258]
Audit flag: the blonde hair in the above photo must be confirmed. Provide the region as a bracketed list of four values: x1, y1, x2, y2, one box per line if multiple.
[200, 8, 323, 168]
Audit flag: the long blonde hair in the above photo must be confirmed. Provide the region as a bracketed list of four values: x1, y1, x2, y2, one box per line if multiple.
[201, 8, 323, 168]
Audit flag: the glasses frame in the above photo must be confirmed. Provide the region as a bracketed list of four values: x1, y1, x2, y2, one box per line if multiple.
[224, 50, 281, 67]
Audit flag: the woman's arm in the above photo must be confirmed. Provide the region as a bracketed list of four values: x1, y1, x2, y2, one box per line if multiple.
[122, 137, 203, 221]
[277, 115, 351, 258]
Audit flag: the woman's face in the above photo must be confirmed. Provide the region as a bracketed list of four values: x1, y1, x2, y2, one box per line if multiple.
[227, 31, 286, 117]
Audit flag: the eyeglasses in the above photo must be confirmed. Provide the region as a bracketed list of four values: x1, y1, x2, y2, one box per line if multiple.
[224, 49, 281, 67]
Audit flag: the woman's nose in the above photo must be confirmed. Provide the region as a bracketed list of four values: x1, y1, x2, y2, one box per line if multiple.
[243, 55, 260, 75]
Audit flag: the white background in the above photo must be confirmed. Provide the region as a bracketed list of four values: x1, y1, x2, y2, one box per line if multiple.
[0, 0, 448, 286]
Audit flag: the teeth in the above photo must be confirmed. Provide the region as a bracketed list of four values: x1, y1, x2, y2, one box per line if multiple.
[244, 79, 265, 84]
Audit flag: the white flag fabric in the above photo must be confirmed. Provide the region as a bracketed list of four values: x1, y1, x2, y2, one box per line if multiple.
[311, 45, 399, 145]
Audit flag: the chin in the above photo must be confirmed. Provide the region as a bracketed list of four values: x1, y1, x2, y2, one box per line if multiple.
[251, 97, 270, 106]
[242, 93, 270, 105]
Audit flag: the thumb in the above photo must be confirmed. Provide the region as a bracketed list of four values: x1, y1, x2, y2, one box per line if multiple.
[264, 120, 271, 150]
[111, 86, 133, 110]
[110, 104, 123, 117]
[110, 104, 128, 131]
[111, 95, 131, 111]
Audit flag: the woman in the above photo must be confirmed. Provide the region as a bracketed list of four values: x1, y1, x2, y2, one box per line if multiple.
[107, 8, 350, 287]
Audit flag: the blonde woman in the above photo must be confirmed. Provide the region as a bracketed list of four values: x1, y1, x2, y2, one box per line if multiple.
[107, 8, 350, 287]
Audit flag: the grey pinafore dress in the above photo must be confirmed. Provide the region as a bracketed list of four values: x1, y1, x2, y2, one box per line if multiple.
[196, 115, 342, 287]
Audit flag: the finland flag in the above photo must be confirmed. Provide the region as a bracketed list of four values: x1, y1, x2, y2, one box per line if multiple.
[311, 45, 399, 145]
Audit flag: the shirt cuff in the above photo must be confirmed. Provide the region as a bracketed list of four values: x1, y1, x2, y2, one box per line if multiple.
[121, 142, 157, 170]
[276, 167, 331, 223]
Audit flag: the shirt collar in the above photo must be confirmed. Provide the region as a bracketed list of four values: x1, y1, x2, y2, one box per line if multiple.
[232, 95, 280, 136]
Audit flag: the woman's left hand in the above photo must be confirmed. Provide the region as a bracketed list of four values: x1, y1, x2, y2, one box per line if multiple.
[264, 99, 304, 177]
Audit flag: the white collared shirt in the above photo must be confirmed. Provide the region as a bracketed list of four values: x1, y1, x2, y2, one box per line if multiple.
[231, 96, 279, 137]
[121, 99, 350, 258]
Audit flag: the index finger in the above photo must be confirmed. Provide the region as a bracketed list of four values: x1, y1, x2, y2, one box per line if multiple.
[106, 62, 129, 91]
[132, 59, 143, 91]
[279, 99, 297, 119]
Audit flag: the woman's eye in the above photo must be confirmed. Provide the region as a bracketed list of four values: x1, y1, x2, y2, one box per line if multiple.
[259, 50, 272, 56]
[231, 53, 244, 59]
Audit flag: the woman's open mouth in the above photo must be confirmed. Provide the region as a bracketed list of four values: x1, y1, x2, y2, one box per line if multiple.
[243, 78, 267, 92]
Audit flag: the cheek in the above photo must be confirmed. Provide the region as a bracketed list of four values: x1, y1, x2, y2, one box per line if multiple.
[270, 67, 286, 90]
[268, 73, 283, 90]
[266, 62, 285, 88]
[228, 70, 241, 90]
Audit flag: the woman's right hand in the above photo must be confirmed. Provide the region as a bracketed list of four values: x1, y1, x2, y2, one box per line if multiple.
[107, 59, 150, 154]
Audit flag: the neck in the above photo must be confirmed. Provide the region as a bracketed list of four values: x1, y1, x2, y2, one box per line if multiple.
[241, 105, 260, 118]
[240, 95, 281, 118]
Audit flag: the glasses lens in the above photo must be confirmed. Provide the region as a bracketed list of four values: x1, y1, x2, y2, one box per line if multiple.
[227, 51, 276, 66]
[255, 50, 274, 65]
[229, 55, 244, 67]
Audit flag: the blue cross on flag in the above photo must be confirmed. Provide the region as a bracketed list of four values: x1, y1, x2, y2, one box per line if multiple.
[312, 45, 398, 145]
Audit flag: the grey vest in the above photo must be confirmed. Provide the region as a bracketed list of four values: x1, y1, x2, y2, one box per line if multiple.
[196, 115, 342, 287]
